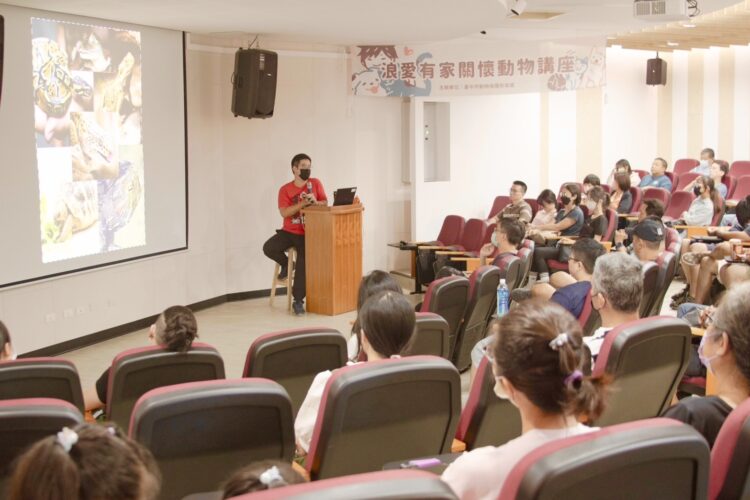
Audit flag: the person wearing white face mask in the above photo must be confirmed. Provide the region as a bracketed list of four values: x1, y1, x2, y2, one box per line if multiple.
[441, 300, 609, 500]
[690, 148, 716, 176]
[0, 321, 17, 361]
[478, 218, 524, 267]
[663, 282, 750, 448]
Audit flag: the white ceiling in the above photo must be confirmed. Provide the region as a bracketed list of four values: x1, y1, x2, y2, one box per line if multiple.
[2, 0, 743, 45]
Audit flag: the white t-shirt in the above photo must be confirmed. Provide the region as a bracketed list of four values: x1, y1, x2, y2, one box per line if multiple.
[295, 367, 342, 453]
[441, 423, 597, 500]
[583, 326, 612, 361]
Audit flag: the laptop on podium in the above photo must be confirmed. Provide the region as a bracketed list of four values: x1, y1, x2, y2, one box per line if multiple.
[333, 187, 357, 206]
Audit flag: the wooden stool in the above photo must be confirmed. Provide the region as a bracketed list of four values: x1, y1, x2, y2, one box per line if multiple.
[270, 247, 297, 311]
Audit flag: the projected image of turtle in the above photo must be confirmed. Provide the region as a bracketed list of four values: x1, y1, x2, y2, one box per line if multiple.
[70, 111, 119, 180]
[97, 159, 143, 252]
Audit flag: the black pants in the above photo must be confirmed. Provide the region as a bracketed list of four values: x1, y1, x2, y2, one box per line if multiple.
[263, 230, 306, 302]
[532, 245, 562, 274]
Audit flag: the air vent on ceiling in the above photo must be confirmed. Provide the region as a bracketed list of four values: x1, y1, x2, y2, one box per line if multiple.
[633, 0, 689, 21]
[508, 11, 564, 20]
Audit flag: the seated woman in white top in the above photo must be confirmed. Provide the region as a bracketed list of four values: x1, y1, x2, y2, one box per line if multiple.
[441, 300, 609, 500]
[681, 175, 722, 227]
[295, 290, 416, 454]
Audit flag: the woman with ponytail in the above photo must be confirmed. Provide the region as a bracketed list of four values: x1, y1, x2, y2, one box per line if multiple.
[84, 305, 199, 411]
[442, 300, 610, 500]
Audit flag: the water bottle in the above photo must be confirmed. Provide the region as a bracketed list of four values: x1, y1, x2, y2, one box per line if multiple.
[497, 278, 509, 317]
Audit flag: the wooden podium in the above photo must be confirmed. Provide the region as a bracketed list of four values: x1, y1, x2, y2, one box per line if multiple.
[303, 204, 364, 315]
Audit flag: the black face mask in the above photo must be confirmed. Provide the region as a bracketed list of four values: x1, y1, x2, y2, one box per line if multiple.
[560, 195, 571, 206]
[693, 185, 702, 196]
[299, 169, 311, 181]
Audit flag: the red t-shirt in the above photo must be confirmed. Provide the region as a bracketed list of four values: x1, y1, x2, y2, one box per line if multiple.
[279, 178, 328, 235]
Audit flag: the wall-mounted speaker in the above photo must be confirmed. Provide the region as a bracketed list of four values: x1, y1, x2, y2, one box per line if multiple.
[647, 57, 667, 86]
[231, 48, 277, 119]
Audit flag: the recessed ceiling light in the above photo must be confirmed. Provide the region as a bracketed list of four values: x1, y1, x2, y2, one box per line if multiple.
[667, 41, 679, 46]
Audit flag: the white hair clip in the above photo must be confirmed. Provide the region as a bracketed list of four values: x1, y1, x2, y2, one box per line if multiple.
[549, 333, 570, 351]
[56, 427, 78, 453]
[106, 426, 117, 436]
[259, 466, 286, 489]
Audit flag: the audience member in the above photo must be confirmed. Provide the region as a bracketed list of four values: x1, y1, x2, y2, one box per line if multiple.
[295, 290, 415, 454]
[348, 270, 403, 360]
[621, 219, 665, 263]
[691, 148, 716, 175]
[639, 198, 665, 220]
[606, 159, 641, 187]
[684, 160, 729, 199]
[527, 183, 584, 284]
[639, 157, 673, 191]
[530, 189, 558, 227]
[9, 423, 161, 500]
[584, 253, 643, 361]
[479, 218, 523, 267]
[441, 300, 608, 499]
[221, 460, 305, 498]
[488, 181, 533, 225]
[582, 174, 601, 196]
[0, 321, 15, 361]
[679, 175, 722, 227]
[84, 305, 198, 411]
[663, 283, 750, 448]
[609, 172, 633, 215]
[579, 186, 610, 242]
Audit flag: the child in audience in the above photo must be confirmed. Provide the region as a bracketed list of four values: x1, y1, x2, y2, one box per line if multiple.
[347, 270, 403, 360]
[295, 290, 415, 454]
[441, 300, 609, 499]
[0, 321, 16, 361]
[221, 460, 305, 498]
[663, 282, 750, 448]
[84, 305, 199, 410]
[9, 423, 161, 500]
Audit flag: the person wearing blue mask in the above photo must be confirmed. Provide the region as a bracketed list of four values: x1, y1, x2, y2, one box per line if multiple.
[663, 282, 750, 448]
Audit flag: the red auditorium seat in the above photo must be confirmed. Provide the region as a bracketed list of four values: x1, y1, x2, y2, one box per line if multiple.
[728, 175, 750, 202]
[455, 356, 521, 451]
[499, 418, 709, 500]
[664, 191, 696, 221]
[674, 158, 700, 176]
[451, 266, 500, 372]
[709, 398, 750, 500]
[592, 317, 692, 426]
[243, 470, 458, 500]
[405, 312, 451, 359]
[420, 276, 470, 358]
[578, 288, 600, 337]
[633, 169, 649, 179]
[130, 378, 294, 500]
[642, 187, 672, 210]
[491, 252, 523, 290]
[601, 183, 611, 193]
[487, 195, 511, 220]
[729, 160, 750, 179]
[449, 218, 488, 256]
[0, 358, 85, 412]
[524, 197, 538, 217]
[723, 175, 737, 199]
[106, 342, 225, 430]
[674, 172, 700, 192]
[435, 215, 465, 247]
[515, 244, 534, 288]
[629, 186, 643, 215]
[603, 208, 618, 242]
[242, 327, 347, 415]
[304, 357, 460, 480]
[639, 261, 660, 318]
[664, 171, 675, 185]
[647, 251, 678, 317]
[712, 204, 725, 226]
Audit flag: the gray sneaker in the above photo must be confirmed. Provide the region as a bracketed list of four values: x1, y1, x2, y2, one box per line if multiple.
[293, 300, 305, 316]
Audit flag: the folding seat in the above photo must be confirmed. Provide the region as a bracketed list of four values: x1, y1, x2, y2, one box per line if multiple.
[405, 312, 450, 359]
[602, 208, 618, 242]
[434, 215, 465, 247]
[499, 418, 709, 499]
[639, 261, 660, 318]
[674, 172, 701, 192]
[0, 398, 83, 491]
[246, 470, 458, 500]
[674, 158, 700, 176]
[629, 186, 643, 215]
[728, 175, 750, 202]
[439, 218, 488, 256]
[130, 379, 294, 500]
[515, 245, 533, 288]
[0, 358, 85, 412]
[729, 160, 750, 179]
[648, 251, 678, 317]
[451, 266, 500, 372]
[665, 227, 682, 256]
[454, 357, 521, 450]
[106, 342, 225, 430]
[243, 328, 347, 415]
[663, 190, 695, 222]
[712, 203, 725, 226]
[601, 183, 611, 193]
[592, 317, 692, 426]
[578, 289, 601, 337]
[491, 252, 522, 291]
[419, 276, 470, 358]
[304, 357, 460, 480]
[709, 398, 750, 500]
[524, 197, 538, 217]
[642, 187, 671, 209]
[664, 170, 676, 185]
[487, 195, 511, 220]
[633, 168, 649, 179]
[723, 175, 737, 199]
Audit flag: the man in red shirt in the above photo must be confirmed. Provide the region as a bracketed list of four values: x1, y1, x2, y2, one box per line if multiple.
[263, 153, 328, 315]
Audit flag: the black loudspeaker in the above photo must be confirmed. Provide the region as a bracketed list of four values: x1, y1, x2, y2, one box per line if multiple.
[0, 15, 4, 105]
[647, 57, 667, 86]
[231, 48, 277, 119]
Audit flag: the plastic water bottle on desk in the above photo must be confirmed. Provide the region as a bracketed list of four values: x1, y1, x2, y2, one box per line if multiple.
[496, 278, 509, 317]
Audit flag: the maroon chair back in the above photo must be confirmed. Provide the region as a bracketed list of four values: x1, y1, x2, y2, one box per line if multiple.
[106, 343, 225, 430]
[0, 398, 83, 486]
[492, 253, 522, 290]
[243, 470, 458, 500]
[723, 175, 737, 199]
[458, 218, 488, 254]
[601, 183, 611, 193]
[0, 358, 85, 412]
[420, 276, 470, 357]
[642, 187, 671, 208]
[524, 197, 538, 217]
[455, 357, 521, 450]
[674, 158, 700, 176]
[648, 251, 677, 317]
[710, 398, 750, 500]
[130, 379, 294, 500]
[516, 246, 533, 288]
[487, 196, 510, 219]
[305, 357, 461, 480]
[578, 289, 600, 337]
[436, 215, 465, 247]
[592, 317, 692, 426]
[664, 191, 696, 221]
[406, 312, 451, 359]
[499, 418, 709, 500]
[664, 171, 675, 185]
[243, 328, 347, 416]
[711, 203, 725, 226]
[452, 266, 500, 372]
[481, 223, 494, 247]
[729, 160, 750, 179]
[633, 169, 649, 179]
[729, 175, 750, 201]
[603, 208, 618, 242]
[629, 186, 643, 214]
[639, 261, 660, 318]
[674, 172, 700, 191]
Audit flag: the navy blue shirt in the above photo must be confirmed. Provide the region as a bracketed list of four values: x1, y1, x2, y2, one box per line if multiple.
[556, 207, 585, 236]
[551, 281, 592, 319]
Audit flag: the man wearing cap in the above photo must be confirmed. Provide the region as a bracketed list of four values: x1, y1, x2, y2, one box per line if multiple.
[614, 219, 664, 263]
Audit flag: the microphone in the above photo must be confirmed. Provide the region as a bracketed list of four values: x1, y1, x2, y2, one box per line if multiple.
[306, 181, 312, 194]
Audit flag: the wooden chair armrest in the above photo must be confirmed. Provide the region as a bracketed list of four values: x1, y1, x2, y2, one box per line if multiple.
[435, 251, 470, 256]
[451, 439, 467, 453]
[674, 226, 709, 237]
[691, 327, 706, 337]
[292, 461, 311, 482]
[449, 257, 480, 263]
[417, 245, 451, 251]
